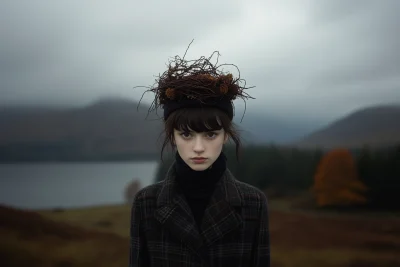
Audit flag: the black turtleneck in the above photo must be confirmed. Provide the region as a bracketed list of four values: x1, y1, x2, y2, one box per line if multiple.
[175, 151, 227, 228]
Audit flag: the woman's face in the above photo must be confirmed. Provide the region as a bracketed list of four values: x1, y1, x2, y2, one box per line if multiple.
[173, 128, 228, 171]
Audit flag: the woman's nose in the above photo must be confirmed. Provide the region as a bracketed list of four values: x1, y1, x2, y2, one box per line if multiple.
[193, 137, 205, 152]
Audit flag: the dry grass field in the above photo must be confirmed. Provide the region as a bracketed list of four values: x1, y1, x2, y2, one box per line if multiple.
[1, 200, 399, 267]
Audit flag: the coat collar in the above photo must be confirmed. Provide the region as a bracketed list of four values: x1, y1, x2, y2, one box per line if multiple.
[156, 163, 242, 208]
[154, 162, 243, 262]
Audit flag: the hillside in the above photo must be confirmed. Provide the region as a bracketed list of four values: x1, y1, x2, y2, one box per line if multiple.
[0, 98, 319, 162]
[293, 105, 400, 149]
[233, 112, 317, 145]
[0, 204, 128, 267]
[0, 98, 163, 162]
[2, 203, 400, 267]
[2, 100, 399, 161]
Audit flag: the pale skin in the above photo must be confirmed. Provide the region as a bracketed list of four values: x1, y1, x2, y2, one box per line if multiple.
[173, 128, 229, 171]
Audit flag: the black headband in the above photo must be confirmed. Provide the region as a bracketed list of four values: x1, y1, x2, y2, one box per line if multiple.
[163, 96, 233, 121]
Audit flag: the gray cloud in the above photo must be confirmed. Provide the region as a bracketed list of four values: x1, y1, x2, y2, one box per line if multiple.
[310, 0, 377, 24]
[1, 0, 399, 123]
[310, 0, 400, 85]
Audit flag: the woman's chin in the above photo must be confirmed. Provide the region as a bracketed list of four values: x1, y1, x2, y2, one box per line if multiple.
[189, 163, 211, 171]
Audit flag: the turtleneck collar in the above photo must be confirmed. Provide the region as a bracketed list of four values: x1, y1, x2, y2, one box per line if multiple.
[174, 151, 227, 198]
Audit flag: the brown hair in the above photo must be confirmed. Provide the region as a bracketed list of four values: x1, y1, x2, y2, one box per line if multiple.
[160, 107, 241, 161]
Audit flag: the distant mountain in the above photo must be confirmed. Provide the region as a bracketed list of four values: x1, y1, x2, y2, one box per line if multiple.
[234, 112, 318, 145]
[0, 98, 164, 162]
[292, 105, 400, 149]
[0, 97, 320, 162]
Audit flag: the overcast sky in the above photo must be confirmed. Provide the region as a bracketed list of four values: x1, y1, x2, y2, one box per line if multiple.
[1, 0, 399, 122]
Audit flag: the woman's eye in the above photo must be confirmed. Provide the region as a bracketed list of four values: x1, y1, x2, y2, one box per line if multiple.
[181, 132, 191, 138]
[206, 132, 218, 138]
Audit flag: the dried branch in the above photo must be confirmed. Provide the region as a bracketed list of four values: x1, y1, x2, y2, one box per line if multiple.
[134, 41, 255, 120]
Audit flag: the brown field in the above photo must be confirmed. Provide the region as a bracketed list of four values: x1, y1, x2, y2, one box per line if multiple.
[1, 200, 400, 267]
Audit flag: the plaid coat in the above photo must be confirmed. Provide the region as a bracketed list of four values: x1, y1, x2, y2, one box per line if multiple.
[129, 164, 270, 267]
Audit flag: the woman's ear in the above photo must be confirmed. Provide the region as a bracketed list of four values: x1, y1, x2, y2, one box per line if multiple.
[223, 133, 229, 144]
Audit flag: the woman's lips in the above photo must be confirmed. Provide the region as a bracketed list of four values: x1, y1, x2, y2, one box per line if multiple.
[191, 157, 207, 164]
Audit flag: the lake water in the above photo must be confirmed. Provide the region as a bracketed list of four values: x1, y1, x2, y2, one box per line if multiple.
[0, 161, 158, 210]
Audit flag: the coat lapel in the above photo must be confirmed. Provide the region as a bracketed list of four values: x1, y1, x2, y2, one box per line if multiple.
[200, 169, 243, 246]
[154, 164, 204, 252]
[154, 194, 204, 251]
[154, 164, 243, 253]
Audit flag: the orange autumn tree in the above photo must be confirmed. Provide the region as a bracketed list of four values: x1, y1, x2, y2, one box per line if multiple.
[312, 148, 368, 207]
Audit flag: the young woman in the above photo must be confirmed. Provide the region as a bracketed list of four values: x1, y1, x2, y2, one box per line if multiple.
[130, 51, 270, 267]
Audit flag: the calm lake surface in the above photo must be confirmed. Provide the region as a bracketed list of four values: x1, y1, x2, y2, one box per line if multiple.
[0, 161, 158, 210]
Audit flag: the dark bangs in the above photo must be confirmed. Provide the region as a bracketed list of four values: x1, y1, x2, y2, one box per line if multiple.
[160, 107, 242, 161]
[172, 108, 227, 133]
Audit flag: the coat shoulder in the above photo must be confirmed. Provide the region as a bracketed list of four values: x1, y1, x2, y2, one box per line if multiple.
[233, 179, 268, 207]
[133, 180, 163, 204]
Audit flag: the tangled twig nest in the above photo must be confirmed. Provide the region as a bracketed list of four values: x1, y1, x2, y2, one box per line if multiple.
[135, 40, 255, 120]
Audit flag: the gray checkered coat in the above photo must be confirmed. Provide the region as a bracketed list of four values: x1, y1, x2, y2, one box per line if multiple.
[129, 164, 270, 267]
